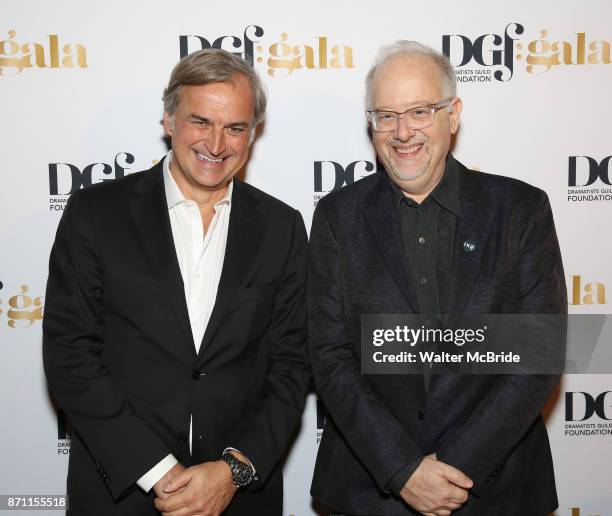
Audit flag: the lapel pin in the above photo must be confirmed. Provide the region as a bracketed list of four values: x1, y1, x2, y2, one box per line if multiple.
[463, 240, 477, 252]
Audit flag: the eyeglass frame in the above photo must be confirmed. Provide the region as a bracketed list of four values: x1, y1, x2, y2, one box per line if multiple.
[366, 98, 457, 132]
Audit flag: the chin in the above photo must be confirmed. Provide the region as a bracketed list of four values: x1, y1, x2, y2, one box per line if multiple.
[198, 179, 230, 190]
[391, 166, 427, 182]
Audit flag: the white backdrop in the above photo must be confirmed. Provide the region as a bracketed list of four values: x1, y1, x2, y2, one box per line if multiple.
[1, 1, 611, 515]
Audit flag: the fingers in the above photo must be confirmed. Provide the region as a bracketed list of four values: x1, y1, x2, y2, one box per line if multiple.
[446, 484, 469, 505]
[428, 483, 467, 512]
[161, 509, 188, 516]
[163, 513, 206, 516]
[445, 499, 463, 511]
[154, 463, 186, 499]
[401, 457, 471, 515]
[161, 508, 201, 516]
[163, 470, 192, 494]
[437, 462, 473, 490]
[155, 490, 190, 513]
[430, 486, 467, 513]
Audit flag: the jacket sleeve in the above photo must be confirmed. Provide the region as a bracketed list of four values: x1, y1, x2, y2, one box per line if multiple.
[43, 190, 171, 500]
[308, 199, 424, 492]
[224, 209, 310, 487]
[436, 190, 567, 496]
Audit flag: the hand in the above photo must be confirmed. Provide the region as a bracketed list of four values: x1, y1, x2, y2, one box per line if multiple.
[153, 463, 186, 500]
[400, 453, 473, 516]
[154, 461, 238, 516]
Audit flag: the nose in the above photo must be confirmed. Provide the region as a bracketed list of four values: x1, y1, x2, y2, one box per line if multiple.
[393, 116, 416, 142]
[206, 126, 226, 156]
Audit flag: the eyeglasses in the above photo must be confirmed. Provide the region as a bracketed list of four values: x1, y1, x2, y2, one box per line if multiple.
[366, 98, 455, 132]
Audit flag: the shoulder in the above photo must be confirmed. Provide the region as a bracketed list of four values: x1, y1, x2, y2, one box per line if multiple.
[316, 171, 382, 212]
[458, 162, 547, 211]
[463, 167, 542, 195]
[233, 180, 307, 249]
[234, 179, 300, 218]
[64, 161, 164, 221]
[71, 165, 159, 205]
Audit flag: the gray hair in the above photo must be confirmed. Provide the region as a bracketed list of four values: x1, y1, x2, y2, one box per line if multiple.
[365, 40, 456, 109]
[163, 48, 267, 126]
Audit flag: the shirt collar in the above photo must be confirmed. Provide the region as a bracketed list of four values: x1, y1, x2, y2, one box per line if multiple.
[163, 150, 233, 211]
[387, 153, 460, 216]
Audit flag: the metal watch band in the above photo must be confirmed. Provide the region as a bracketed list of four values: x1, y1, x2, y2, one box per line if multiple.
[221, 452, 254, 488]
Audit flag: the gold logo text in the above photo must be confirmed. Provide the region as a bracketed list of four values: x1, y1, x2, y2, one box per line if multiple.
[0, 30, 88, 76]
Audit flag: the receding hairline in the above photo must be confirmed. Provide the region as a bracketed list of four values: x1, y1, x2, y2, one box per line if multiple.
[371, 54, 448, 102]
[365, 41, 457, 109]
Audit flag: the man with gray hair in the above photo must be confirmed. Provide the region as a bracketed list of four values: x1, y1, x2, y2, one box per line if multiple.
[44, 48, 309, 515]
[309, 40, 565, 515]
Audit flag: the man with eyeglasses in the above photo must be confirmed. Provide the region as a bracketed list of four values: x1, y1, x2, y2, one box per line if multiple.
[308, 41, 565, 515]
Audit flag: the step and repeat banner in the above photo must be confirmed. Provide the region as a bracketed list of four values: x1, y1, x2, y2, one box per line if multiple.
[1, 1, 611, 515]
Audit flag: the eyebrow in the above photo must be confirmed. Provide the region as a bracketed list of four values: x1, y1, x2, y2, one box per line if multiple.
[189, 114, 210, 123]
[188, 114, 250, 128]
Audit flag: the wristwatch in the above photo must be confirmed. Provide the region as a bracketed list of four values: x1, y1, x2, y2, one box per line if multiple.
[221, 452, 255, 488]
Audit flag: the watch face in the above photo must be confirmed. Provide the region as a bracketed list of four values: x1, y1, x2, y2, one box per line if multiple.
[236, 465, 252, 485]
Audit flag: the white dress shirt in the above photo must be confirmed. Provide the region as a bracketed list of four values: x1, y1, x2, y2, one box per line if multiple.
[137, 151, 234, 491]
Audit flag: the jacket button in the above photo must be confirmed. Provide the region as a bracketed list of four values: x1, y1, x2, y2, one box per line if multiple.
[417, 409, 425, 420]
[192, 370, 204, 379]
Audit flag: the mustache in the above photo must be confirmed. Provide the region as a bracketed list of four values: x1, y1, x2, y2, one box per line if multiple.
[389, 139, 426, 148]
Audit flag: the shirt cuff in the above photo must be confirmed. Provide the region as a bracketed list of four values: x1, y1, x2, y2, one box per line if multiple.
[223, 447, 256, 475]
[387, 456, 423, 496]
[136, 454, 179, 493]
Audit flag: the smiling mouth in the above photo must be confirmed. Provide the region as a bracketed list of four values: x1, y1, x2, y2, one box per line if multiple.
[393, 143, 424, 157]
[194, 151, 224, 164]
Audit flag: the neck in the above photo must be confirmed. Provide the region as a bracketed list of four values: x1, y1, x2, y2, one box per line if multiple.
[398, 175, 440, 205]
[402, 190, 429, 204]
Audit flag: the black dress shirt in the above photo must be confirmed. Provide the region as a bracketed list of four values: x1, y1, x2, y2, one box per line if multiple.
[386, 157, 461, 496]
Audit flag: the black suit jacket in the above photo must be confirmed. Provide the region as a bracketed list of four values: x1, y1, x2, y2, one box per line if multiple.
[43, 160, 309, 515]
[308, 156, 566, 515]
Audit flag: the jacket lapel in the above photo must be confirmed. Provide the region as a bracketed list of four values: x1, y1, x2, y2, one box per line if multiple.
[196, 180, 263, 361]
[446, 161, 494, 321]
[361, 173, 419, 313]
[130, 160, 196, 357]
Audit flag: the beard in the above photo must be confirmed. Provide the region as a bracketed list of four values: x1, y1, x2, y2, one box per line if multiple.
[384, 141, 431, 182]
